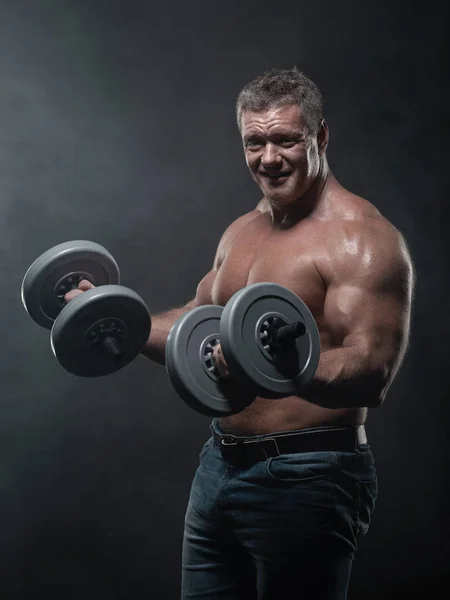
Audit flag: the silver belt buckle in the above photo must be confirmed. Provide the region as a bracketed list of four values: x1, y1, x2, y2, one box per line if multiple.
[220, 436, 239, 447]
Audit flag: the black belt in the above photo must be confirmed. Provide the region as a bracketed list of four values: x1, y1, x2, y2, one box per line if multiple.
[213, 425, 367, 465]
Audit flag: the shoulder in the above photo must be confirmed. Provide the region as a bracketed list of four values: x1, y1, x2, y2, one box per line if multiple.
[329, 186, 412, 266]
[321, 200, 414, 289]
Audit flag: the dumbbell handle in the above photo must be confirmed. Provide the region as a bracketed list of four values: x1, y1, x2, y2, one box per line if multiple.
[273, 321, 306, 346]
[102, 336, 124, 358]
[206, 320, 306, 378]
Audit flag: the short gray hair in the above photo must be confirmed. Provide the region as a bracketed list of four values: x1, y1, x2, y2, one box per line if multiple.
[236, 67, 324, 135]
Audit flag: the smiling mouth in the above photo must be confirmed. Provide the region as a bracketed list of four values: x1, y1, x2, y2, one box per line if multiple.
[262, 172, 292, 180]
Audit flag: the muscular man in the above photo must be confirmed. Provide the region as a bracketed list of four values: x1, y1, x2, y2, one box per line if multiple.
[68, 69, 414, 599]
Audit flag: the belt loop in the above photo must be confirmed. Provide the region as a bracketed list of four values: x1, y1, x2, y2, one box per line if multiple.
[356, 425, 368, 447]
[260, 437, 280, 459]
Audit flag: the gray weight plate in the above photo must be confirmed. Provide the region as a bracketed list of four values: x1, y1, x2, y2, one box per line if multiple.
[165, 305, 255, 417]
[51, 285, 151, 377]
[220, 283, 320, 398]
[21, 240, 120, 329]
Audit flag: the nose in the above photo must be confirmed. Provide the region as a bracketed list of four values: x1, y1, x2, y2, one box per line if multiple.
[261, 143, 282, 169]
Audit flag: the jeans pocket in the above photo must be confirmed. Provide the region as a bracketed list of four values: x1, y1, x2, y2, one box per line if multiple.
[355, 477, 378, 536]
[266, 453, 333, 482]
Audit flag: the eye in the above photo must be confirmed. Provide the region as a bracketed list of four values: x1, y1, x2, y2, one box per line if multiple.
[278, 138, 297, 148]
[245, 139, 264, 149]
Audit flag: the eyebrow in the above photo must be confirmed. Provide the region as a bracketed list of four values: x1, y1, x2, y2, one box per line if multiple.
[243, 129, 305, 141]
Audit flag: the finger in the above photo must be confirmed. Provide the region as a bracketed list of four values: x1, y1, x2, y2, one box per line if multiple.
[212, 344, 231, 379]
[64, 288, 85, 303]
[78, 279, 95, 291]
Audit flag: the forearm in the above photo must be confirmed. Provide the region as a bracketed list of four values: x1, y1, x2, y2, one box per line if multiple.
[140, 304, 194, 365]
[302, 346, 386, 409]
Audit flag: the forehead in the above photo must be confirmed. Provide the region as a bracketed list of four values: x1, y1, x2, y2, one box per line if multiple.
[240, 104, 306, 137]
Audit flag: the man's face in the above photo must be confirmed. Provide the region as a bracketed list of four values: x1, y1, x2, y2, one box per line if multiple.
[240, 104, 325, 206]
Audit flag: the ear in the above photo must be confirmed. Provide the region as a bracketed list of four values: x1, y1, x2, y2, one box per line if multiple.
[317, 119, 329, 156]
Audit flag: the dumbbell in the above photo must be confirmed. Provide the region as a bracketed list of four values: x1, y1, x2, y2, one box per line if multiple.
[21, 240, 151, 377]
[165, 282, 321, 416]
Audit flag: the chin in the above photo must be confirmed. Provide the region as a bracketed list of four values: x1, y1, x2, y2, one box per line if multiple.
[265, 188, 296, 205]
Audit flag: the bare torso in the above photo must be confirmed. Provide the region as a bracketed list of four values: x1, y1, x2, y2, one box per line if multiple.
[203, 178, 384, 434]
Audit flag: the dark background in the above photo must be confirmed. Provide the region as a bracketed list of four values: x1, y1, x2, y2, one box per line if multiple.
[0, 0, 448, 598]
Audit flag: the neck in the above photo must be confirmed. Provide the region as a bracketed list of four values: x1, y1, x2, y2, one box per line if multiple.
[266, 157, 332, 227]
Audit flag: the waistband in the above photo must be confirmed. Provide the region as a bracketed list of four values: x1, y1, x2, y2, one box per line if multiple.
[210, 420, 368, 465]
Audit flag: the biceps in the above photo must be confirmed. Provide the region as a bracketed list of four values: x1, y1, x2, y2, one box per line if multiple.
[324, 284, 408, 354]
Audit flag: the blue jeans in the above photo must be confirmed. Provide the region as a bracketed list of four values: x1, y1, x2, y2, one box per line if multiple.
[182, 420, 378, 600]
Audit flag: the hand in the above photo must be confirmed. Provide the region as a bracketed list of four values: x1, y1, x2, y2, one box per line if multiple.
[212, 343, 231, 379]
[64, 279, 95, 303]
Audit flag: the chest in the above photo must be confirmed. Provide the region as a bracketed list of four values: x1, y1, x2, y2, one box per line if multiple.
[211, 223, 327, 317]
